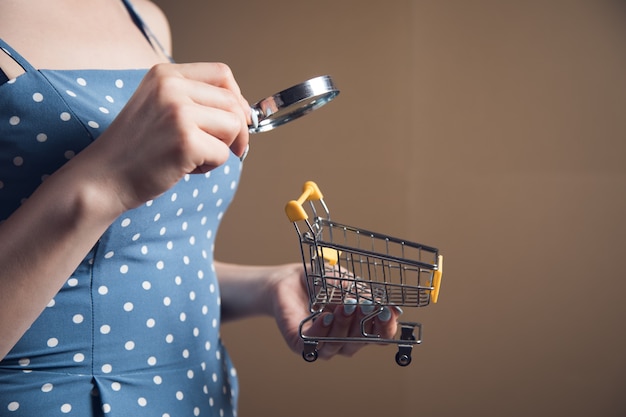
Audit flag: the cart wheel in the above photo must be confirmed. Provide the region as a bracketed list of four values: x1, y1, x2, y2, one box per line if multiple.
[302, 342, 319, 362]
[395, 351, 412, 367]
[302, 349, 318, 362]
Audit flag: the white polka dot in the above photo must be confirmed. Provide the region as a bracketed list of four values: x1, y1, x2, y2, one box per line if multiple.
[76, 77, 87, 86]
[98, 286, 108, 295]
[121, 218, 131, 227]
[125, 341, 135, 351]
[7, 402, 19, 411]
[12, 156, 23, 166]
[32, 92, 43, 102]
[73, 314, 84, 324]
[64, 150, 75, 159]
[111, 382, 121, 391]
[99, 107, 110, 114]
[196, 204, 204, 212]
[138, 397, 147, 407]
[216, 198, 223, 207]
[18, 358, 30, 367]
[100, 324, 111, 334]
[123, 302, 134, 312]
[73, 353, 85, 363]
[105, 95, 114, 103]
[224, 165, 231, 174]
[132, 233, 141, 241]
[165, 334, 174, 343]
[205, 341, 211, 351]
[187, 370, 194, 379]
[212, 373, 218, 382]
[153, 375, 162, 385]
[142, 281, 151, 290]
[88, 121, 99, 129]
[102, 404, 112, 413]
[104, 251, 115, 259]
[47, 338, 59, 348]
[182, 349, 190, 358]
[194, 407, 200, 416]
[141, 245, 148, 255]
[156, 260, 165, 270]
[146, 318, 156, 328]
[115, 79, 124, 88]
[120, 265, 129, 274]
[198, 270, 205, 280]
[66, 90, 77, 97]
[176, 391, 184, 400]
[174, 276, 182, 285]
[189, 236, 196, 245]
[179, 312, 187, 322]
[102, 364, 113, 373]
[36, 133, 48, 142]
[171, 193, 178, 202]
[147, 356, 157, 366]
[60, 403, 72, 413]
[167, 241, 174, 250]
[60, 112, 71, 121]
[9, 116, 20, 125]
[189, 291, 196, 301]
[193, 327, 200, 337]
[41, 383, 53, 392]
[67, 278, 78, 287]
[212, 185, 219, 193]
[159, 226, 167, 235]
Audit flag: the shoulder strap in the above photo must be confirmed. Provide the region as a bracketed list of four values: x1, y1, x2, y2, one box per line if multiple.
[0, 38, 38, 73]
[121, 0, 173, 62]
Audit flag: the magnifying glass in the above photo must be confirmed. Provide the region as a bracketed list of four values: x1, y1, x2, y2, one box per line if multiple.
[248, 75, 339, 134]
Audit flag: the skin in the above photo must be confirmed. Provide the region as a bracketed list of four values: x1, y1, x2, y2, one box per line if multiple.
[0, 0, 399, 362]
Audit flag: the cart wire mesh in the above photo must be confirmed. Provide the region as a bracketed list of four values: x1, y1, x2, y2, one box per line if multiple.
[285, 181, 443, 366]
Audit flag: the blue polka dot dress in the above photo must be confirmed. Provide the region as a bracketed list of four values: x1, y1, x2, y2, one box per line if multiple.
[0, 4, 241, 417]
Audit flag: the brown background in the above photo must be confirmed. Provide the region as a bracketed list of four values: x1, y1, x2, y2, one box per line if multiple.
[153, 1, 626, 416]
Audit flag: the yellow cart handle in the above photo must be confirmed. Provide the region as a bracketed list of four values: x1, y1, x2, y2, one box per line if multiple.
[431, 255, 444, 303]
[285, 181, 324, 222]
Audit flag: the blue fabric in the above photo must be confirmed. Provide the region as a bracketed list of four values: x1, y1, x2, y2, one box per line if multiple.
[0, 8, 242, 417]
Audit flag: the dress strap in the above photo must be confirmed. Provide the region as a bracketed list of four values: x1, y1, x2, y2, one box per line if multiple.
[0, 38, 37, 73]
[121, 0, 173, 62]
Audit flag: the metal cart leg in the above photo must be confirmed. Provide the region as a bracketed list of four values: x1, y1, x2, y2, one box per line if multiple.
[395, 322, 421, 366]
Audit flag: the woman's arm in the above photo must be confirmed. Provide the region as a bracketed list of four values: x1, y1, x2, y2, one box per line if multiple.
[216, 261, 402, 359]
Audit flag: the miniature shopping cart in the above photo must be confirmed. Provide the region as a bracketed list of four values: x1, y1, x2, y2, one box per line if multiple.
[285, 181, 443, 366]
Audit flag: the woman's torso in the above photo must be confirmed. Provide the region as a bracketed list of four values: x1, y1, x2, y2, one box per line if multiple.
[0, 2, 241, 416]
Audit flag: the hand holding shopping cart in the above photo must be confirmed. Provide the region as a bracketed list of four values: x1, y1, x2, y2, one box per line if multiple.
[285, 181, 443, 366]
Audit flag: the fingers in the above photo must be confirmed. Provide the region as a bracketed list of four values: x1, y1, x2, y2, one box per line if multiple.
[152, 62, 250, 158]
[305, 303, 401, 360]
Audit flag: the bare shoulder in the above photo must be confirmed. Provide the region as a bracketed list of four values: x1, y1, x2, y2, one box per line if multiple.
[130, 0, 172, 55]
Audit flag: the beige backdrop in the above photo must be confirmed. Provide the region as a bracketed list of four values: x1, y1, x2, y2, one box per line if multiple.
[152, 1, 626, 416]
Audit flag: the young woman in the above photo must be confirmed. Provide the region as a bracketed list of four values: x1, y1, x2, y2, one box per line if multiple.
[0, 1, 400, 415]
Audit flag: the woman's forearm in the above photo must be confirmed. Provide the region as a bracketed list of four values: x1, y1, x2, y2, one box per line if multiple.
[215, 261, 302, 322]
[0, 157, 125, 360]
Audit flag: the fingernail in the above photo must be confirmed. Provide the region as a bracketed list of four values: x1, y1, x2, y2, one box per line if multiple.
[250, 107, 259, 128]
[323, 313, 334, 327]
[378, 307, 392, 322]
[239, 144, 249, 162]
[392, 306, 404, 315]
[343, 299, 357, 316]
[360, 300, 375, 314]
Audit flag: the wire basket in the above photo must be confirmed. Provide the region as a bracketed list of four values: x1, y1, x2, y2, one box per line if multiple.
[285, 181, 443, 366]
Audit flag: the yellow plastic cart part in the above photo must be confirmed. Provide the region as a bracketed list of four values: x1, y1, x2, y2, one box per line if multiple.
[318, 247, 340, 266]
[430, 255, 443, 303]
[285, 181, 324, 222]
